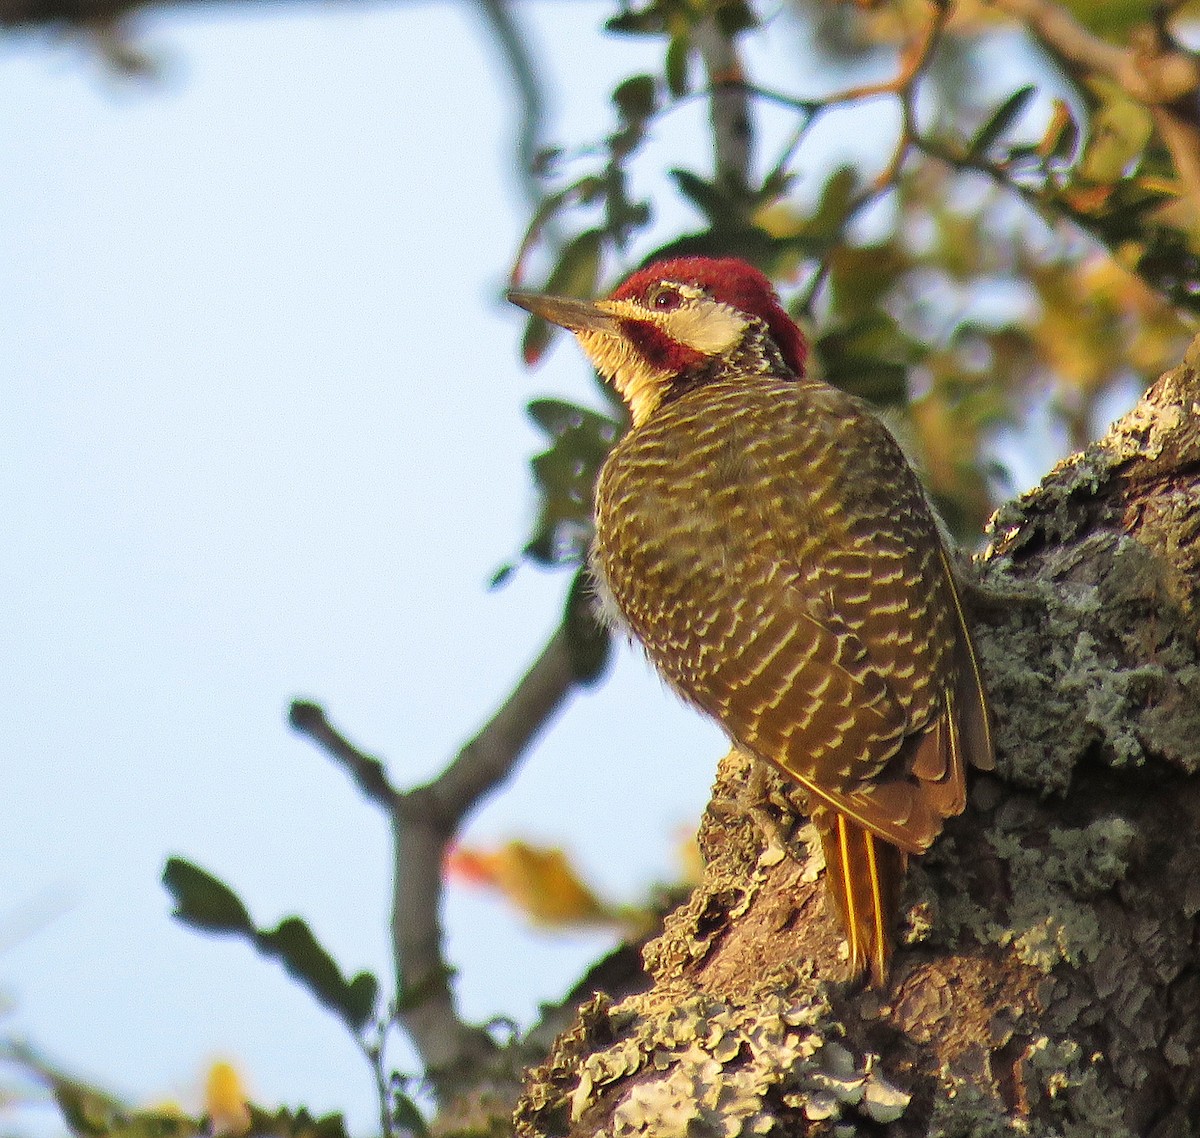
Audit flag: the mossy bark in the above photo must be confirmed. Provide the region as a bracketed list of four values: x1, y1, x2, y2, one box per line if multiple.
[511, 338, 1200, 1138]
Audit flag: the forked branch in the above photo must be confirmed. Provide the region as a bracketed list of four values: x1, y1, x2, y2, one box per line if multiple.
[290, 618, 581, 1089]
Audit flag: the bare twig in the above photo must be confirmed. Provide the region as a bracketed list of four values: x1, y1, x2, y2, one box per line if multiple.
[290, 619, 581, 1091]
[793, 1, 949, 317]
[290, 701, 399, 811]
[470, 0, 546, 208]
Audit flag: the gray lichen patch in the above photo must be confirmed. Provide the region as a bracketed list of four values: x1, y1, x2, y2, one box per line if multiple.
[554, 989, 909, 1138]
[925, 1034, 1132, 1138]
[979, 532, 1200, 794]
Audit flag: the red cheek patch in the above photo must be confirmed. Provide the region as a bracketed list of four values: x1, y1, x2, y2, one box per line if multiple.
[620, 319, 705, 374]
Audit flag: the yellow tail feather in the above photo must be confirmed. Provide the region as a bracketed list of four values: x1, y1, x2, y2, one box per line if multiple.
[818, 812, 905, 987]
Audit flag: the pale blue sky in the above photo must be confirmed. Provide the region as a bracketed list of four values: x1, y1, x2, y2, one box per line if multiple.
[0, 3, 774, 1129]
[0, 6, 1075, 1132]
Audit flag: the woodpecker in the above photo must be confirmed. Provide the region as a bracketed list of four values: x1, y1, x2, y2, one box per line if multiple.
[509, 257, 993, 986]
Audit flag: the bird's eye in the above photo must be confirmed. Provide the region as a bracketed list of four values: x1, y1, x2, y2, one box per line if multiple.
[650, 285, 682, 311]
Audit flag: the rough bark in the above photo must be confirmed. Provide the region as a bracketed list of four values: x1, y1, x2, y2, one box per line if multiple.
[512, 337, 1200, 1138]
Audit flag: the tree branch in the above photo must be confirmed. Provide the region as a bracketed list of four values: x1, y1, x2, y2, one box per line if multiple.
[290, 618, 582, 1091]
[988, 0, 1200, 206]
[289, 701, 399, 812]
[694, 16, 753, 193]
[470, 0, 547, 208]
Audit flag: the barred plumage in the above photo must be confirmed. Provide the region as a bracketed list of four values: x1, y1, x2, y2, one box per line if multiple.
[509, 257, 993, 985]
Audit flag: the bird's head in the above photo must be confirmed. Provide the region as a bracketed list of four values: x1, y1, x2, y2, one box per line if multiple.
[510, 257, 807, 427]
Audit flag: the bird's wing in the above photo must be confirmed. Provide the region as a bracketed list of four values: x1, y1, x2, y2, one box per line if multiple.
[690, 554, 939, 854]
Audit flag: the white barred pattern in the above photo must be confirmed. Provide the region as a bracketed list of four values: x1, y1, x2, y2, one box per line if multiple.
[594, 370, 992, 856]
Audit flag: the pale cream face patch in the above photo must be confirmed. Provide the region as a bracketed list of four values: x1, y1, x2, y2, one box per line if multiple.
[656, 295, 749, 356]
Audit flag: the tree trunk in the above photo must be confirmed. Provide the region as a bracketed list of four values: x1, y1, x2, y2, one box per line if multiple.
[512, 337, 1200, 1138]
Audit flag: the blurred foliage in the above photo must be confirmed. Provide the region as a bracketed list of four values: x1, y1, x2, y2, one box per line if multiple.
[512, 0, 1197, 560]
[0, 1045, 358, 1138]
[158, 861, 427, 1137]
[163, 859, 379, 1036]
[446, 840, 616, 928]
[445, 833, 703, 934]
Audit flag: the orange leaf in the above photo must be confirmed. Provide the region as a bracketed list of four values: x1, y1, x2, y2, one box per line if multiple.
[447, 840, 612, 928]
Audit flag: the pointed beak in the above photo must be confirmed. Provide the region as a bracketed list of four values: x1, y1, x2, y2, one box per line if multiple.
[506, 289, 618, 335]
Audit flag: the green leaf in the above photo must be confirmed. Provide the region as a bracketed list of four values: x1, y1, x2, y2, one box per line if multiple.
[523, 400, 621, 568]
[713, 0, 757, 36]
[815, 315, 917, 405]
[804, 166, 858, 243]
[29, 1057, 200, 1138]
[670, 168, 730, 222]
[391, 1092, 429, 1138]
[243, 1105, 351, 1138]
[665, 32, 690, 98]
[163, 858, 254, 935]
[53, 1079, 127, 1137]
[613, 74, 657, 125]
[521, 230, 604, 365]
[647, 224, 814, 273]
[968, 84, 1036, 159]
[605, 5, 665, 35]
[164, 858, 377, 1034]
[344, 972, 381, 1032]
[256, 917, 379, 1033]
[563, 567, 611, 685]
[489, 561, 516, 589]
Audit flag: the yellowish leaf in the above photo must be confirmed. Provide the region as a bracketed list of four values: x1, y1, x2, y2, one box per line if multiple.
[205, 1061, 250, 1136]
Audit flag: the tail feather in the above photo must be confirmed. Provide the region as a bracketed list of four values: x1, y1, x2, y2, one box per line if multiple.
[816, 810, 905, 986]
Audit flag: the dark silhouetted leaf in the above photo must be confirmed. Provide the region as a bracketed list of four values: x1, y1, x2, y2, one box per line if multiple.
[256, 918, 378, 1033]
[489, 561, 516, 589]
[665, 33, 690, 97]
[816, 315, 917, 405]
[244, 1105, 352, 1138]
[968, 84, 1036, 159]
[605, 5, 665, 35]
[804, 166, 858, 243]
[344, 972, 381, 1033]
[521, 230, 604, 366]
[164, 859, 376, 1034]
[563, 567, 611, 685]
[524, 399, 621, 568]
[714, 0, 756, 36]
[163, 858, 254, 935]
[53, 1079, 128, 1137]
[613, 74, 657, 124]
[670, 168, 732, 222]
[647, 224, 815, 274]
[392, 1092, 429, 1138]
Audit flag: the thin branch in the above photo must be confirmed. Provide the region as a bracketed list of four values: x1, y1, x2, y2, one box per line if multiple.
[289, 701, 399, 811]
[988, 0, 1200, 206]
[470, 0, 546, 209]
[411, 621, 578, 832]
[794, 0, 949, 317]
